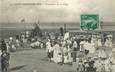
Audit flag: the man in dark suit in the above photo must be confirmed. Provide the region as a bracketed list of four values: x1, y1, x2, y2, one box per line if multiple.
[1, 50, 10, 72]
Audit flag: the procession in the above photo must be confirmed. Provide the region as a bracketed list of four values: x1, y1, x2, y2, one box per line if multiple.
[0, 22, 115, 72]
[41, 30, 115, 72]
[1, 0, 115, 72]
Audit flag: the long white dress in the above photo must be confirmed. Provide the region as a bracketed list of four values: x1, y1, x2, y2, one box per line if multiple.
[16, 39, 20, 47]
[53, 44, 62, 63]
[85, 42, 95, 54]
[105, 39, 109, 47]
[46, 41, 51, 52]
[64, 32, 69, 40]
[94, 60, 102, 72]
[104, 59, 111, 72]
[90, 42, 96, 53]
[57, 53, 63, 63]
[83, 41, 89, 50]
[73, 41, 77, 48]
[108, 39, 112, 48]
[98, 50, 107, 58]
[63, 47, 69, 63]
[80, 41, 85, 51]
[68, 48, 72, 63]
[6, 43, 10, 53]
[98, 39, 102, 47]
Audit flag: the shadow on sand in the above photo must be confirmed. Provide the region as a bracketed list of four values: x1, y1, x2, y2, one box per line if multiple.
[10, 65, 27, 71]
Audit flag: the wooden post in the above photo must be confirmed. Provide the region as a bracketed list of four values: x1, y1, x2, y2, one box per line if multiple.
[64, 24, 66, 33]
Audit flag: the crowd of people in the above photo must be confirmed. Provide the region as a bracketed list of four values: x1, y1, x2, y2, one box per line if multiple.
[0, 30, 44, 52]
[45, 31, 115, 72]
[0, 25, 43, 72]
[0, 27, 115, 72]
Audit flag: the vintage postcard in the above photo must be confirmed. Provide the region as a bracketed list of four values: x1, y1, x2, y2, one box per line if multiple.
[0, 0, 115, 72]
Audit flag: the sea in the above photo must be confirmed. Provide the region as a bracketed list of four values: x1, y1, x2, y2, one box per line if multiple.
[0, 22, 115, 41]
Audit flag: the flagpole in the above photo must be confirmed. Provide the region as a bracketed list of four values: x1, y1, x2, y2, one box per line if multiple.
[21, 18, 26, 31]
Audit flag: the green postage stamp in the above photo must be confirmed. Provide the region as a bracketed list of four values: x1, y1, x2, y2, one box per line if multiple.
[80, 14, 99, 30]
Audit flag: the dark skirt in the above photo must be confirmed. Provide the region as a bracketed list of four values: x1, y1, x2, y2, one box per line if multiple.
[72, 51, 76, 62]
[47, 51, 53, 58]
[1, 61, 9, 72]
[85, 49, 89, 55]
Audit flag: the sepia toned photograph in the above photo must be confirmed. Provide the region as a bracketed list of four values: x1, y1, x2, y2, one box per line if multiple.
[0, 0, 115, 72]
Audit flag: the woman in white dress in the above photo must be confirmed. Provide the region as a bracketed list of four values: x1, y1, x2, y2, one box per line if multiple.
[57, 50, 63, 64]
[46, 40, 52, 61]
[103, 58, 112, 72]
[104, 38, 109, 47]
[98, 49, 107, 59]
[67, 45, 73, 64]
[6, 42, 10, 53]
[63, 46, 69, 64]
[53, 42, 62, 63]
[15, 39, 20, 47]
[89, 42, 96, 54]
[97, 38, 102, 47]
[94, 58, 102, 72]
[108, 38, 112, 48]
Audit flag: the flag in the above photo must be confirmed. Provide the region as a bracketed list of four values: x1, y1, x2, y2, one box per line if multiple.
[64, 32, 69, 40]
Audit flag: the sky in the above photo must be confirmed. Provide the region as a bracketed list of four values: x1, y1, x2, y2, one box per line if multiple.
[0, 0, 115, 23]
